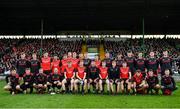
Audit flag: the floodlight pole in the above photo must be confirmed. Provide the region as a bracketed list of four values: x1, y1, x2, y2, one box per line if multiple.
[142, 18, 145, 52]
[40, 19, 44, 57]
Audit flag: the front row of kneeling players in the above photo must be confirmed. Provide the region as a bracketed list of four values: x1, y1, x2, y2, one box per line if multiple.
[4, 60, 177, 95]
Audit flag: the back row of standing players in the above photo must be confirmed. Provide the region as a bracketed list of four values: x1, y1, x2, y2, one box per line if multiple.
[17, 50, 173, 76]
[4, 50, 177, 95]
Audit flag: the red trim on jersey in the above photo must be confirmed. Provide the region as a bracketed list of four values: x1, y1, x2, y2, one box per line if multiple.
[120, 67, 129, 79]
[77, 66, 86, 79]
[95, 60, 101, 68]
[41, 57, 51, 71]
[51, 60, 60, 74]
[72, 58, 79, 68]
[99, 67, 108, 79]
[65, 67, 75, 79]
[133, 73, 143, 85]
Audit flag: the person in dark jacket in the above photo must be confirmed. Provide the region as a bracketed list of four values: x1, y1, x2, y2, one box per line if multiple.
[33, 68, 47, 94]
[161, 69, 177, 95]
[108, 60, 120, 94]
[20, 68, 34, 94]
[4, 68, 21, 95]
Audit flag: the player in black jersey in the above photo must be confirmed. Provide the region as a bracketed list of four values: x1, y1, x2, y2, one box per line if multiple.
[103, 52, 112, 68]
[33, 68, 47, 94]
[135, 52, 146, 77]
[125, 51, 135, 75]
[146, 51, 159, 76]
[108, 60, 120, 94]
[159, 51, 173, 76]
[16, 52, 29, 77]
[161, 69, 177, 95]
[47, 68, 62, 94]
[20, 68, 34, 94]
[4, 68, 21, 95]
[30, 53, 40, 75]
[83, 52, 91, 67]
[87, 60, 99, 93]
[146, 70, 160, 94]
[116, 53, 124, 67]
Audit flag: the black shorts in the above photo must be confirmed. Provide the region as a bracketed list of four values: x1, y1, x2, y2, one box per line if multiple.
[163, 83, 174, 90]
[121, 78, 132, 82]
[51, 82, 61, 87]
[115, 79, 121, 83]
[11, 83, 19, 89]
[109, 79, 119, 83]
[109, 79, 115, 83]
[148, 84, 157, 89]
[136, 84, 143, 89]
[20, 83, 33, 90]
[66, 78, 72, 85]
[88, 78, 99, 83]
[35, 84, 46, 88]
[100, 79, 107, 84]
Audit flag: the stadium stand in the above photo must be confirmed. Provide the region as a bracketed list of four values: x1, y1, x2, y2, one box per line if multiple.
[0, 36, 180, 96]
[104, 38, 180, 59]
[0, 37, 179, 75]
[0, 38, 82, 75]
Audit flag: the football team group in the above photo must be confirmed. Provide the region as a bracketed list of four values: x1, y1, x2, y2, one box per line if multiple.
[3, 50, 178, 95]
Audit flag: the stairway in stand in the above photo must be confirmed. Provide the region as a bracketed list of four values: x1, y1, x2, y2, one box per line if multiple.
[99, 44, 105, 60]
[81, 43, 87, 54]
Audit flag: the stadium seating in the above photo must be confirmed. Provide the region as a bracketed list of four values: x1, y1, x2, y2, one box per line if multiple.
[0, 38, 179, 75]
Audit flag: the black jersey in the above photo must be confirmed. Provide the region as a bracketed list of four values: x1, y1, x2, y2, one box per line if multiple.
[103, 58, 112, 68]
[161, 75, 175, 87]
[125, 57, 135, 73]
[35, 73, 47, 84]
[30, 59, 40, 74]
[9, 74, 19, 85]
[23, 73, 34, 84]
[146, 76, 159, 87]
[83, 58, 91, 67]
[108, 66, 119, 80]
[135, 58, 146, 72]
[116, 59, 123, 67]
[16, 59, 29, 76]
[159, 57, 172, 73]
[48, 73, 61, 83]
[88, 66, 99, 79]
[146, 57, 159, 71]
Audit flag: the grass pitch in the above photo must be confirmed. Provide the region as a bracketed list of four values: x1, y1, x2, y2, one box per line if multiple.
[0, 81, 180, 108]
